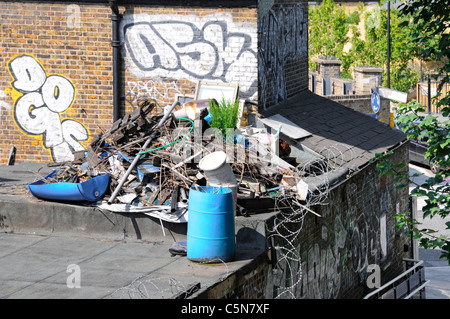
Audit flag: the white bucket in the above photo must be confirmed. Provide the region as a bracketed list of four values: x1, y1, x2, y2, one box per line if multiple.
[173, 107, 188, 118]
[199, 151, 238, 214]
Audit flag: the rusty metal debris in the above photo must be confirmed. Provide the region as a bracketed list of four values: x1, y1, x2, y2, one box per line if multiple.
[33, 97, 318, 220]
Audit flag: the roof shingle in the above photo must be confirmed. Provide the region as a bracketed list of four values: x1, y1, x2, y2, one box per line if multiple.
[258, 90, 406, 172]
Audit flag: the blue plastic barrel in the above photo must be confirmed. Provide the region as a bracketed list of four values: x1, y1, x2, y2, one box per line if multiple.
[187, 186, 235, 263]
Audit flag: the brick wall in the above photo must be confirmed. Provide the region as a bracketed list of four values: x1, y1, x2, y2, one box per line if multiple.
[121, 5, 259, 114]
[353, 66, 384, 95]
[194, 143, 410, 299]
[312, 57, 342, 95]
[0, 0, 310, 164]
[292, 145, 410, 298]
[0, 1, 263, 164]
[329, 94, 391, 125]
[257, 0, 309, 110]
[0, 2, 113, 164]
[196, 251, 272, 299]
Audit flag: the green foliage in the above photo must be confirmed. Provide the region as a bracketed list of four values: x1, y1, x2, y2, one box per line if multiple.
[308, 0, 358, 77]
[374, 99, 450, 264]
[208, 97, 240, 138]
[311, 0, 450, 263]
[309, 0, 421, 92]
[358, 5, 420, 92]
[400, 0, 450, 116]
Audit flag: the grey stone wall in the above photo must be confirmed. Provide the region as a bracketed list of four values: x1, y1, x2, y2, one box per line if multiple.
[198, 142, 410, 299]
[258, 0, 309, 110]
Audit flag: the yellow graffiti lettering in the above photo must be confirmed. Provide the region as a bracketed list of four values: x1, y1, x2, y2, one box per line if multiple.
[6, 53, 90, 162]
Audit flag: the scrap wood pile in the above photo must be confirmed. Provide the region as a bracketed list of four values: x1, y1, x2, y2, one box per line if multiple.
[33, 98, 317, 221]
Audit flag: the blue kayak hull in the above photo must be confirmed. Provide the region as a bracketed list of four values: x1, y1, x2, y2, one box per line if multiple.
[28, 171, 110, 202]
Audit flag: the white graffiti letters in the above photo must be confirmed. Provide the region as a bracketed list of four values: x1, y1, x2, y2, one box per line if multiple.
[42, 75, 76, 113]
[8, 54, 88, 162]
[122, 13, 258, 99]
[366, 264, 381, 289]
[9, 55, 47, 92]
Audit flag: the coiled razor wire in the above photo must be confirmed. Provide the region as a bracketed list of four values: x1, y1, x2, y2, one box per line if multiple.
[110, 275, 191, 299]
[109, 258, 230, 299]
[268, 143, 356, 299]
[109, 142, 357, 299]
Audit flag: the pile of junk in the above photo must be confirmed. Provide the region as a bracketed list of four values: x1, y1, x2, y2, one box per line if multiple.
[27, 98, 316, 226]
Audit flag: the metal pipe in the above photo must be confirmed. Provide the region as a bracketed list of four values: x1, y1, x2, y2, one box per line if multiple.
[236, 204, 248, 216]
[109, 0, 122, 122]
[108, 101, 180, 204]
[428, 76, 432, 113]
[180, 187, 188, 203]
[404, 281, 430, 299]
[170, 185, 179, 213]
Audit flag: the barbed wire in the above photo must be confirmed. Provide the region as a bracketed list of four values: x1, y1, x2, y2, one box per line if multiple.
[109, 140, 356, 299]
[109, 256, 231, 299]
[268, 142, 355, 299]
[110, 275, 192, 299]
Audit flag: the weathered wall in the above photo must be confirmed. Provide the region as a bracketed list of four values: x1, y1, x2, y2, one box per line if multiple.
[296, 148, 409, 298]
[329, 94, 391, 125]
[0, 2, 261, 164]
[272, 143, 410, 299]
[258, 0, 309, 110]
[1, 1, 312, 164]
[0, 2, 112, 163]
[200, 143, 410, 299]
[121, 5, 259, 112]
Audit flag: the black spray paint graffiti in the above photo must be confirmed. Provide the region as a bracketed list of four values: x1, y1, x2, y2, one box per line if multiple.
[7, 54, 89, 162]
[122, 14, 258, 100]
[258, 4, 308, 109]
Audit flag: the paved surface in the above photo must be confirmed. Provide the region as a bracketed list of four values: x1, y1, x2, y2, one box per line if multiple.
[409, 164, 450, 299]
[419, 248, 450, 299]
[0, 232, 262, 299]
[0, 162, 267, 299]
[0, 163, 448, 299]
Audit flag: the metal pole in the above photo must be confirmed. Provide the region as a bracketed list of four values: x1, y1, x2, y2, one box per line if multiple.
[387, 1, 391, 88]
[428, 76, 431, 113]
[109, 0, 122, 123]
[108, 101, 180, 204]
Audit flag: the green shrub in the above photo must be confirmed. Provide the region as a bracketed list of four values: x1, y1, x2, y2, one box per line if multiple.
[208, 97, 240, 138]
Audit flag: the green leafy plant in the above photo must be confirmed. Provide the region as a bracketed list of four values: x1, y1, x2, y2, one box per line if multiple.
[208, 97, 240, 138]
[372, 100, 450, 264]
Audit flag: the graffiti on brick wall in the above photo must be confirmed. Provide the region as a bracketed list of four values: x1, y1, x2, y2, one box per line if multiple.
[125, 79, 184, 107]
[7, 54, 89, 162]
[121, 13, 258, 101]
[299, 214, 377, 299]
[258, 3, 308, 109]
[298, 176, 395, 298]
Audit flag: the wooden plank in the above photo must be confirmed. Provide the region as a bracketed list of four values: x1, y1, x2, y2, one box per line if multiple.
[378, 87, 407, 103]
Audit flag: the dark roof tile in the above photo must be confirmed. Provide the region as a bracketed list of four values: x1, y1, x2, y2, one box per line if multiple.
[260, 90, 407, 171]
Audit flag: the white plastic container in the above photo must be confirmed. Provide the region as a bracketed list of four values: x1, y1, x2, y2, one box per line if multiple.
[199, 151, 238, 214]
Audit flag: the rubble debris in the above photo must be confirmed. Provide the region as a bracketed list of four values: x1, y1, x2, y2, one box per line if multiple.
[28, 97, 319, 222]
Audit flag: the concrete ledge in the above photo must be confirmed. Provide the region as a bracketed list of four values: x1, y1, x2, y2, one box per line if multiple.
[0, 198, 189, 242]
[0, 163, 272, 246]
[0, 163, 278, 298]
